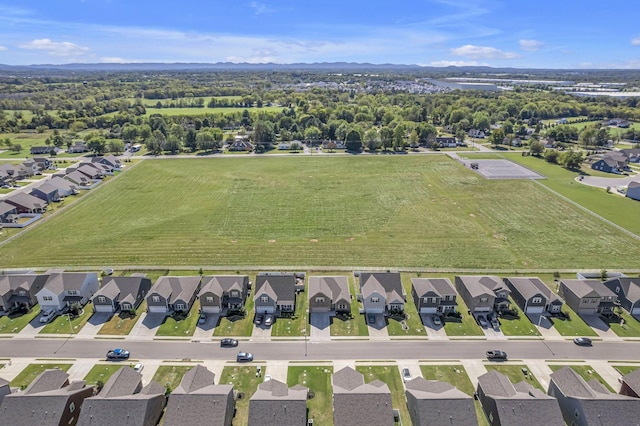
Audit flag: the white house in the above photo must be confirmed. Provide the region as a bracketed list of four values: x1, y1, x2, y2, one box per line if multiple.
[36, 272, 99, 312]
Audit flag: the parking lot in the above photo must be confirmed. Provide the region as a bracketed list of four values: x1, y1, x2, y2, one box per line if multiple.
[468, 159, 545, 180]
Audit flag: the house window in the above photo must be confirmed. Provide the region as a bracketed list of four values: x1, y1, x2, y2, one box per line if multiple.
[152, 296, 160, 303]
[206, 296, 213, 303]
[532, 297, 542, 304]
[371, 297, 379, 303]
[480, 297, 488, 303]
[231, 291, 239, 298]
[315, 297, 325, 303]
[18, 290, 27, 296]
[260, 296, 269, 303]
[69, 402, 75, 413]
[121, 303, 131, 310]
[337, 304, 348, 311]
[175, 303, 186, 311]
[68, 290, 78, 296]
[97, 296, 106, 303]
[43, 296, 53, 301]
[591, 299, 598, 304]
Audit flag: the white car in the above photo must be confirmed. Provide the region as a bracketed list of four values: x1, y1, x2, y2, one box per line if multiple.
[402, 368, 412, 382]
[39, 309, 57, 323]
[198, 313, 207, 324]
[133, 362, 144, 372]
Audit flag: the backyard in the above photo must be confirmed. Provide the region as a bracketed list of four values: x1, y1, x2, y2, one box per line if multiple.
[219, 365, 265, 426]
[0, 305, 41, 334]
[288, 366, 334, 426]
[152, 365, 192, 392]
[10, 363, 72, 389]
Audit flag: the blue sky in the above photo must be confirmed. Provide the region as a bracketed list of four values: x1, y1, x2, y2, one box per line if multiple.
[1, 0, 639, 68]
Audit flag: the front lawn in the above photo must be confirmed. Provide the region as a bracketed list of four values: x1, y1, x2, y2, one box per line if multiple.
[271, 290, 308, 337]
[330, 274, 368, 337]
[356, 365, 409, 426]
[549, 365, 614, 392]
[220, 365, 266, 426]
[98, 301, 146, 335]
[39, 306, 93, 334]
[152, 365, 192, 393]
[498, 303, 539, 337]
[443, 297, 484, 337]
[214, 297, 255, 337]
[548, 308, 598, 337]
[0, 305, 41, 333]
[601, 311, 640, 338]
[84, 364, 125, 386]
[484, 364, 544, 391]
[387, 274, 427, 336]
[156, 300, 200, 337]
[288, 366, 333, 426]
[10, 363, 72, 389]
[614, 365, 640, 375]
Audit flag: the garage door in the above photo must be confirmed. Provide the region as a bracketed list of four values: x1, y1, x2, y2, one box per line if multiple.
[632, 306, 640, 315]
[201, 306, 221, 314]
[578, 308, 598, 315]
[419, 307, 437, 314]
[148, 305, 168, 313]
[94, 305, 113, 313]
[258, 306, 275, 314]
[310, 307, 331, 313]
[474, 307, 491, 312]
[525, 306, 545, 314]
[366, 307, 384, 314]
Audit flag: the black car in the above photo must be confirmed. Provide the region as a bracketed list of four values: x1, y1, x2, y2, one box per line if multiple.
[486, 350, 507, 360]
[220, 338, 239, 347]
[574, 337, 593, 346]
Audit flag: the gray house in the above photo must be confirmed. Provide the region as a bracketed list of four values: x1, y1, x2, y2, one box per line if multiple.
[164, 365, 235, 426]
[63, 170, 93, 187]
[5, 192, 48, 213]
[548, 366, 640, 426]
[411, 278, 458, 314]
[0, 273, 49, 312]
[620, 369, 640, 398]
[92, 275, 152, 313]
[455, 276, 510, 314]
[77, 367, 166, 426]
[504, 277, 563, 315]
[604, 277, 640, 315]
[198, 275, 250, 314]
[627, 180, 640, 201]
[477, 370, 564, 426]
[558, 279, 617, 315]
[0, 369, 94, 426]
[48, 176, 79, 198]
[405, 377, 477, 426]
[0, 377, 10, 405]
[308, 276, 351, 314]
[76, 164, 104, 180]
[30, 182, 60, 203]
[92, 155, 122, 170]
[253, 273, 296, 315]
[146, 276, 202, 314]
[0, 201, 18, 223]
[332, 366, 394, 426]
[358, 272, 405, 314]
[248, 379, 308, 426]
[36, 271, 100, 312]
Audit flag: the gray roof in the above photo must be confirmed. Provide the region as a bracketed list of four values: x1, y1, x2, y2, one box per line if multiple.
[33, 181, 58, 195]
[254, 274, 296, 304]
[6, 192, 47, 210]
[24, 369, 70, 394]
[359, 272, 404, 303]
[308, 276, 350, 303]
[48, 176, 77, 192]
[332, 367, 393, 426]
[456, 276, 508, 298]
[0, 201, 17, 216]
[199, 275, 248, 298]
[405, 377, 477, 426]
[505, 277, 561, 303]
[0, 274, 48, 296]
[150, 276, 201, 304]
[622, 369, 640, 396]
[42, 272, 95, 294]
[560, 279, 616, 298]
[94, 276, 150, 303]
[64, 170, 91, 184]
[606, 277, 640, 303]
[164, 365, 233, 426]
[95, 367, 142, 399]
[248, 379, 308, 426]
[411, 278, 456, 298]
[628, 180, 640, 190]
[78, 164, 102, 177]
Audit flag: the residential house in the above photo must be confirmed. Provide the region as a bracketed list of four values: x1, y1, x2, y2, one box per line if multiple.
[436, 137, 457, 148]
[411, 278, 458, 314]
[592, 152, 628, 173]
[63, 170, 93, 187]
[454, 276, 510, 315]
[253, 273, 296, 315]
[92, 275, 152, 313]
[33, 157, 53, 171]
[228, 140, 254, 151]
[164, 365, 235, 426]
[146, 276, 202, 314]
[22, 159, 40, 176]
[627, 180, 640, 201]
[30, 146, 53, 155]
[0, 369, 94, 426]
[198, 275, 250, 314]
[0, 169, 12, 186]
[548, 366, 640, 426]
[68, 141, 88, 153]
[603, 277, 640, 315]
[542, 138, 556, 149]
[30, 182, 60, 203]
[620, 369, 640, 398]
[405, 377, 478, 426]
[5, 192, 48, 213]
[76, 164, 104, 180]
[0, 163, 28, 180]
[0, 273, 49, 312]
[0, 201, 17, 223]
[476, 370, 564, 426]
[84, 161, 114, 175]
[308, 276, 351, 314]
[48, 176, 79, 198]
[91, 155, 121, 170]
[504, 277, 564, 315]
[332, 366, 394, 426]
[77, 367, 165, 426]
[36, 271, 99, 312]
[621, 148, 640, 163]
[358, 272, 406, 314]
[468, 129, 486, 139]
[558, 279, 617, 315]
[0, 378, 10, 405]
[248, 379, 308, 426]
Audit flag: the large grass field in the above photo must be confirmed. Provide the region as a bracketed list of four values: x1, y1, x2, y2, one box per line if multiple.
[2, 155, 640, 269]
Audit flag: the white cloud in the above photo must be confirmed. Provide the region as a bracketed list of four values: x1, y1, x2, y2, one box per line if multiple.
[19, 39, 89, 57]
[0, 46, 7, 51]
[519, 39, 544, 51]
[249, 2, 271, 15]
[632, 38, 640, 46]
[429, 60, 483, 67]
[450, 44, 519, 60]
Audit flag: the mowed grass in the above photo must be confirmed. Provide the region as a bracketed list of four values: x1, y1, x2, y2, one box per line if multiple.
[98, 301, 146, 335]
[10, 363, 72, 389]
[601, 311, 640, 337]
[271, 291, 308, 337]
[549, 364, 615, 392]
[3, 156, 640, 268]
[288, 366, 333, 426]
[156, 300, 201, 337]
[484, 364, 544, 391]
[614, 365, 640, 375]
[152, 365, 192, 392]
[83, 364, 125, 386]
[329, 273, 369, 337]
[220, 365, 265, 426]
[357, 365, 409, 425]
[214, 295, 255, 337]
[498, 302, 539, 337]
[0, 305, 40, 334]
[39, 306, 93, 334]
[548, 307, 598, 337]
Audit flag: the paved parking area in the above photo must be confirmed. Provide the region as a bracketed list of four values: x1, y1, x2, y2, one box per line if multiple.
[127, 313, 166, 340]
[15, 315, 48, 338]
[469, 159, 544, 179]
[75, 312, 112, 337]
[580, 314, 621, 341]
[420, 314, 448, 340]
[528, 313, 562, 338]
[193, 313, 220, 339]
[309, 313, 331, 342]
[250, 323, 273, 341]
[366, 314, 389, 341]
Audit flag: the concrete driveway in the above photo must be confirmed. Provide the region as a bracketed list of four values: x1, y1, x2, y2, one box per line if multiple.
[580, 314, 622, 340]
[127, 312, 166, 340]
[193, 313, 220, 339]
[251, 322, 273, 342]
[75, 312, 112, 337]
[527, 313, 562, 338]
[309, 312, 331, 342]
[366, 314, 389, 340]
[15, 313, 50, 338]
[420, 314, 447, 340]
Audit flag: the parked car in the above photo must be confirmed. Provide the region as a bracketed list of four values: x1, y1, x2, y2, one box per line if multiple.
[220, 338, 239, 347]
[39, 309, 57, 324]
[490, 317, 500, 329]
[574, 337, 593, 346]
[103, 268, 114, 276]
[486, 350, 507, 360]
[402, 368, 412, 382]
[477, 315, 489, 328]
[367, 313, 376, 324]
[264, 374, 272, 382]
[264, 314, 274, 326]
[106, 348, 130, 360]
[254, 314, 264, 325]
[432, 315, 442, 326]
[133, 362, 144, 372]
[237, 352, 254, 362]
[198, 313, 207, 325]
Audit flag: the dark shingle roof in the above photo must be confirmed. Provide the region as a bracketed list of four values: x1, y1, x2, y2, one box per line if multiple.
[0, 201, 17, 216]
[94, 276, 150, 303]
[199, 275, 248, 298]
[42, 272, 95, 293]
[308, 276, 350, 303]
[0, 274, 48, 297]
[457, 275, 508, 298]
[560, 279, 616, 298]
[505, 277, 561, 303]
[405, 377, 477, 426]
[332, 367, 393, 426]
[606, 278, 640, 303]
[6, 192, 47, 210]
[359, 272, 404, 303]
[95, 367, 142, 399]
[411, 278, 456, 298]
[248, 379, 307, 426]
[151, 276, 201, 304]
[254, 274, 296, 304]
[622, 368, 640, 396]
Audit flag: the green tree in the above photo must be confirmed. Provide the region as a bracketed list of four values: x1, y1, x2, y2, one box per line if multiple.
[529, 140, 545, 157]
[87, 135, 107, 155]
[196, 128, 223, 151]
[544, 149, 559, 164]
[107, 140, 124, 154]
[488, 128, 504, 147]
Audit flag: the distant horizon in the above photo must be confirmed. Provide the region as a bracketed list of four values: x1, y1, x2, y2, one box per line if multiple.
[2, 1, 640, 68]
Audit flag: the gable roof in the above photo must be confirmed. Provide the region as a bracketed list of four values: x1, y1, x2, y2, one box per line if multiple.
[32, 182, 58, 195]
[175, 365, 215, 393]
[42, 272, 95, 294]
[0, 274, 49, 297]
[95, 276, 150, 303]
[457, 275, 507, 298]
[150, 276, 201, 303]
[605, 277, 640, 303]
[332, 367, 393, 426]
[505, 277, 561, 303]
[405, 377, 477, 425]
[48, 176, 78, 192]
[254, 274, 296, 302]
[308, 276, 350, 302]
[248, 379, 308, 426]
[198, 275, 248, 297]
[95, 367, 142, 399]
[64, 170, 91, 184]
[359, 272, 404, 302]
[560, 279, 616, 298]
[622, 369, 640, 396]
[5, 192, 47, 210]
[411, 278, 456, 298]
[0, 201, 17, 216]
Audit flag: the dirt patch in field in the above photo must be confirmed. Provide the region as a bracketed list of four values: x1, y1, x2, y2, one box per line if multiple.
[310, 239, 318, 242]
[345, 237, 355, 242]
[230, 240, 237, 243]
[268, 239, 276, 243]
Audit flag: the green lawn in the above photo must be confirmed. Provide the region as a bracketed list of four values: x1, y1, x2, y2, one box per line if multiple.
[152, 365, 192, 393]
[356, 365, 409, 426]
[420, 364, 489, 426]
[549, 365, 614, 392]
[39, 306, 93, 334]
[98, 301, 146, 335]
[498, 302, 539, 337]
[386, 274, 426, 336]
[271, 290, 308, 337]
[330, 274, 368, 337]
[156, 300, 201, 337]
[220, 365, 266, 426]
[614, 365, 640, 375]
[83, 364, 125, 386]
[214, 291, 255, 337]
[3, 156, 640, 269]
[443, 297, 484, 337]
[0, 305, 41, 334]
[601, 311, 640, 338]
[484, 364, 544, 391]
[288, 366, 333, 426]
[548, 308, 598, 337]
[10, 363, 72, 389]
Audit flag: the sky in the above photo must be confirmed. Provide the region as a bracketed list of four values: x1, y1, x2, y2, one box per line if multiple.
[1, 0, 640, 68]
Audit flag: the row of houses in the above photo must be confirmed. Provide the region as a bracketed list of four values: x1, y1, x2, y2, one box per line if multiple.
[590, 149, 640, 174]
[30, 141, 89, 155]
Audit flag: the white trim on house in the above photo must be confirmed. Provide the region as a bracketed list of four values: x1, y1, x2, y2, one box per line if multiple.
[148, 305, 168, 313]
[94, 304, 113, 313]
[525, 306, 545, 314]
